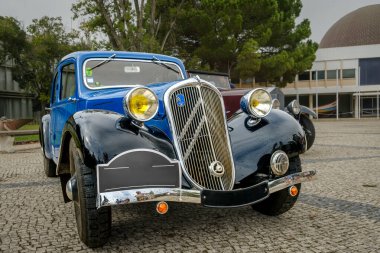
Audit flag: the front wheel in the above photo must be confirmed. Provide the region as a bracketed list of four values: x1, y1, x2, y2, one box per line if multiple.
[252, 156, 302, 216]
[69, 139, 111, 248]
[299, 114, 315, 150]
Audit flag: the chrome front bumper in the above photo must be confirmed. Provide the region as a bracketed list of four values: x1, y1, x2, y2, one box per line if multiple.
[93, 170, 316, 208]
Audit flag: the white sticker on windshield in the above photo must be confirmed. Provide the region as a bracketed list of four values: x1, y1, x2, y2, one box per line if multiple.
[124, 66, 140, 73]
[87, 77, 94, 83]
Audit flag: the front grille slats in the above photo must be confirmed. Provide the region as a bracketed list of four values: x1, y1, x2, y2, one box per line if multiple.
[166, 82, 235, 190]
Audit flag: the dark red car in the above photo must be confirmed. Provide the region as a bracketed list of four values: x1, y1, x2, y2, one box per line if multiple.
[188, 70, 249, 118]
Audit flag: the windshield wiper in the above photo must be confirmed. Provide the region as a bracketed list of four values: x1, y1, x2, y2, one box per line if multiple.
[152, 56, 180, 74]
[90, 53, 116, 71]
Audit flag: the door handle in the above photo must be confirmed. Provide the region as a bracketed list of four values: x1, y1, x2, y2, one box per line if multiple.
[68, 97, 78, 102]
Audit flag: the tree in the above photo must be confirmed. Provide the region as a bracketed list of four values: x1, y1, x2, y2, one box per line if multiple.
[238, 0, 318, 85]
[14, 16, 89, 111]
[71, 0, 317, 86]
[236, 39, 261, 80]
[175, 0, 318, 85]
[72, 0, 185, 52]
[0, 16, 28, 65]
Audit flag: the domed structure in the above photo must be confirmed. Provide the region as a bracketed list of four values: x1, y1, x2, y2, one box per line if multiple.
[320, 4, 380, 48]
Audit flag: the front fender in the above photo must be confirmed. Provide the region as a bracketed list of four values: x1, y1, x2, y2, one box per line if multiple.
[56, 110, 178, 176]
[228, 109, 306, 182]
[300, 105, 317, 118]
[40, 114, 53, 159]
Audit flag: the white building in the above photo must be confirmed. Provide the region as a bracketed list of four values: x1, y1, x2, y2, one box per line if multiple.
[283, 4, 380, 119]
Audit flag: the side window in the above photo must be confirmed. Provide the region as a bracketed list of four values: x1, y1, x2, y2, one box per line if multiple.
[60, 63, 76, 100]
[51, 73, 59, 104]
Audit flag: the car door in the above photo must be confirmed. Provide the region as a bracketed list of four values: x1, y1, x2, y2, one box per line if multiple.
[48, 72, 59, 157]
[51, 60, 78, 161]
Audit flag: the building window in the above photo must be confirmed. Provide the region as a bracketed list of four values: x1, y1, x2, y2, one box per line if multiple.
[298, 71, 309, 81]
[326, 70, 340, 79]
[310, 70, 325, 80]
[359, 58, 380, 85]
[342, 69, 355, 79]
[317, 70, 325, 80]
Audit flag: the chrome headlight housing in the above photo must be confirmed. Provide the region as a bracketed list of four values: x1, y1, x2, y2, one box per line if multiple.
[272, 98, 281, 110]
[287, 100, 301, 115]
[240, 88, 272, 118]
[124, 87, 159, 122]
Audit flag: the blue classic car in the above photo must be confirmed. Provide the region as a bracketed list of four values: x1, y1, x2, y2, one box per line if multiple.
[40, 51, 316, 248]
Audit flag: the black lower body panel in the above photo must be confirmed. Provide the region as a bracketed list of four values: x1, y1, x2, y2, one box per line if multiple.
[201, 181, 269, 207]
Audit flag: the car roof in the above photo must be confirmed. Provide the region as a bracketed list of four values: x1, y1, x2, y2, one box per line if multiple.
[61, 51, 183, 65]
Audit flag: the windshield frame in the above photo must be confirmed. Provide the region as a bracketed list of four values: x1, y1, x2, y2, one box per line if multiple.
[82, 58, 184, 90]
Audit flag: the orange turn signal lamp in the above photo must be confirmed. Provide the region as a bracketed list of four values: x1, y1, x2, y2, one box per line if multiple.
[156, 201, 169, 215]
[289, 185, 299, 197]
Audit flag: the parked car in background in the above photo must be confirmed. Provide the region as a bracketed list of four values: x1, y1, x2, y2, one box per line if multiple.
[40, 51, 316, 248]
[279, 99, 316, 150]
[188, 70, 316, 150]
[188, 70, 244, 118]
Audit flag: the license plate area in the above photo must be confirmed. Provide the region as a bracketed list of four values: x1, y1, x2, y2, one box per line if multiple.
[201, 181, 269, 207]
[97, 149, 180, 194]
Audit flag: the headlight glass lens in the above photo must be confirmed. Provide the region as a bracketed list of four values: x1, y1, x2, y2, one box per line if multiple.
[247, 89, 272, 117]
[125, 88, 158, 121]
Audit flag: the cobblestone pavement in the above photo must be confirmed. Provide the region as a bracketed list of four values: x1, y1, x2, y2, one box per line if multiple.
[1, 120, 379, 253]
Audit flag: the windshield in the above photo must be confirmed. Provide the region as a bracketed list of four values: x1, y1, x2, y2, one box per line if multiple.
[83, 59, 183, 88]
[189, 72, 230, 89]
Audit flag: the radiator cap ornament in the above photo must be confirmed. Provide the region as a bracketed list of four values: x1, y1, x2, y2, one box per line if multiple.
[209, 161, 225, 177]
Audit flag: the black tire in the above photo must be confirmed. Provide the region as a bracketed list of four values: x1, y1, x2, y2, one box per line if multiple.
[69, 139, 111, 248]
[299, 114, 315, 150]
[252, 156, 302, 216]
[43, 155, 56, 177]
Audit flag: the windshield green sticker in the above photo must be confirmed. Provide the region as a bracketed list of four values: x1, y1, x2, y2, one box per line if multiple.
[85, 68, 93, 77]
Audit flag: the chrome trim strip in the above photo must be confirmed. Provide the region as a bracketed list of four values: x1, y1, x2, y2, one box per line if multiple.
[82, 58, 184, 90]
[96, 170, 316, 208]
[163, 78, 236, 190]
[105, 185, 176, 192]
[268, 170, 317, 194]
[104, 166, 130, 170]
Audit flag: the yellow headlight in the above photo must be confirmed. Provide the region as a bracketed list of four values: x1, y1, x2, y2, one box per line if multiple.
[125, 87, 158, 121]
[241, 88, 272, 118]
[249, 89, 272, 117]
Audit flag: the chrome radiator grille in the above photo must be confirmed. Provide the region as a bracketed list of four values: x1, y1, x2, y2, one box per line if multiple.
[166, 81, 235, 190]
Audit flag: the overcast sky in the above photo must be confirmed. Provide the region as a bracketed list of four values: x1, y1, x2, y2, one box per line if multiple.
[0, 0, 379, 43]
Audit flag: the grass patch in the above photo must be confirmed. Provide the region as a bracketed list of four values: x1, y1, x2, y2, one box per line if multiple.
[14, 124, 40, 143]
